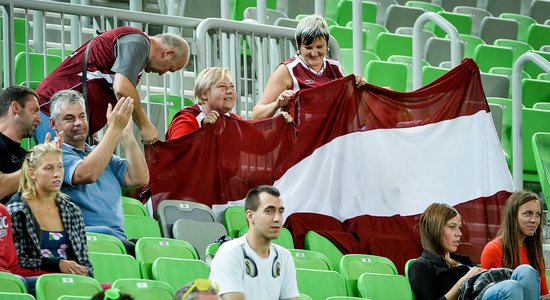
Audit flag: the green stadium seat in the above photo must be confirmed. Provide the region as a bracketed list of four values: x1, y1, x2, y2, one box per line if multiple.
[422, 65, 449, 86]
[299, 293, 313, 300]
[296, 268, 348, 300]
[499, 13, 535, 42]
[538, 73, 550, 81]
[204, 242, 221, 264]
[56, 296, 89, 300]
[522, 79, 550, 108]
[136, 237, 199, 279]
[152, 257, 210, 291]
[340, 49, 380, 75]
[432, 11, 472, 38]
[524, 51, 550, 79]
[223, 206, 247, 238]
[532, 133, 550, 210]
[0, 17, 31, 44]
[357, 273, 414, 300]
[112, 278, 174, 300]
[35, 274, 102, 300]
[533, 102, 550, 110]
[272, 227, 295, 249]
[88, 252, 140, 283]
[335, 0, 376, 25]
[45, 48, 74, 59]
[121, 196, 148, 216]
[124, 215, 162, 240]
[487, 97, 516, 169]
[388, 55, 429, 91]
[86, 232, 127, 255]
[405, 1, 443, 13]
[522, 108, 550, 183]
[340, 254, 398, 297]
[404, 258, 416, 280]
[304, 231, 344, 272]
[0, 292, 35, 300]
[526, 24, 550, 51]
[374, 32, 412, 61]
[365, 61, 408, 92]
[346, 22, 388, 53]
[0, 271, 27, 293]
[14, 52, 62, 85]
[288, 249, 332, 271]
[493, 39, 533, 63]
[472, 44, 513, 73]
[325, 297, 365, 300]
[456, 34, 484, 59]
[329, 25, 367, 50]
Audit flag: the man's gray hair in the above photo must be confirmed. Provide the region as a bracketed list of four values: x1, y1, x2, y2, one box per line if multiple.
[155, 33, 190, 61]
[295, 14, 330, 49]
[50, 90, 86, 120]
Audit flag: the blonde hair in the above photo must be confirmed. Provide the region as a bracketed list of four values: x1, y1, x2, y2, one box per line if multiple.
[194, 67, 233, 104]
[19, 143, 67, 201]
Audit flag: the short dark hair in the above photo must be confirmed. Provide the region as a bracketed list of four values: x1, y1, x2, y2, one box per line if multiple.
[0, 85, 39, 117]
[245, 185, 280, 212]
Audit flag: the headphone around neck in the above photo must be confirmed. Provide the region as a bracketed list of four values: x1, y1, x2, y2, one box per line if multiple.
[241, 244, 281, 278]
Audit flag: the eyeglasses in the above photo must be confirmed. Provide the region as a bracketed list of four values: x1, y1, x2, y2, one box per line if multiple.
[104, 288, 121, 300]
[180, 279, 217, 300]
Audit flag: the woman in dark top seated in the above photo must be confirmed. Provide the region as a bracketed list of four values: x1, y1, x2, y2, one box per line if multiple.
[408, 203, 539, 300]
[7, 143, 92, 275]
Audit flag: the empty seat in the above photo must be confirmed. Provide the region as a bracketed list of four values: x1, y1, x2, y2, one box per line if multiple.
[304, 231, 345, 272]
[346, 21, 389, 52]
[223, 206, 247, 238]
[424, 37, 465, 67]
[339, 49, 380, 75]
[523, 108, 550, 183]
[285, 0, 315, 19]
[288, 249, 332, 271]
[296, 268, 348, 300]
[340, 254, 398, 296]
[432, 11, 472, 38]
[152, 257, 210, 291]
[157, 199, 215, 238]
[86, 232, 127, 255]
[14, 52, 62, 85]
[479, 17, 518, 45]
[453, 6, 491, 36]
[456, 33, 485, 58]
[524, 51, 550, 79]
[480, 73, 510, 98]
[231, 0, 277, 20]
[384, 5, 424, 33]
[124, 215, 162, 240]
[136, 237, 199, 279]
[473, 44, 513, 72]
[365, 60, 409, 92]
[422, 65, 449, 86]
[335, 0, 377, 25]
[388, 55, 429, 91]
[529, 0, 550, 24]
[357, 273, 414, 300]
[244, 7, 289, 25]
[0, 271, 27, 293]
[329, 25, 367, 49]
[526, 24, 550, 51]
[493, 39, 534, 63]
[121, 196, 148, 216]
[395, 27, 436, 51]
[112, 278, 174, 300]
[522, 79, 550, 108]
[499, 13, 536, 42]
[484, 0, 521, 17]
[88, 252, 140, 283]
[532, 132, 550, 208]
[35, 274, 102, 300]
[374, 32, 413, 60]
[172, 219, 228, 260]
[181, 0, 221, 18]
[437, 0, 477, 11]
[405, 1, 443, 13]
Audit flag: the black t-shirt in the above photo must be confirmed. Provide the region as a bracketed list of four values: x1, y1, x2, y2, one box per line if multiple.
[0, 132, 27, 204]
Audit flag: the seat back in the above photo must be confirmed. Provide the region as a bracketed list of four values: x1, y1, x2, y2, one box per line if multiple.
[523, 108, 550, 182]
[453, 6, 491, 36]
[121, 196, 148, 216]
[456, 34, 485, 59]
[223, 206, 247, 238]
[339, 49, 380, 75]
[14, 52, 62, 85]
[405, 1, 443, 13]
[136, 237, 199, 279]
[424, 37, 465, 67]
[335, 0, 377, 25]
[488, 103, 504, 141]
[244, 7, 288, 25]
[473, 44, 513, 73]
[304, 231, 344, 272]
[375, 32, 412, 61]
[274, 18, 300, 28]
[493, 39, 533, 63]
[480, 73, 510, 98]
[533, 102, 550, 110]
[384, 5, 424, 33]
[438, 0, 477, 11]
[0, 17, 31, 44]
[296, 268, 348, 300]
[487, 97, 514, 167]
[524, 51, 550, 79]
[329, 25, 367, 49]
[422, 65, 449, 86]
[0, 292, 36, 300]
[357, 273, 414, 300]
[204, 242, 221, 263]
[340, 254, 398, 297]
[231, 0, 277, 20]
[522, 79, 550, 108]
[485, 0, 520, 16]
[86, 232, 127, 255]
[288, 249, 332, 271]
[124, 215, 162, 240]
[365, 60, 408, 92]
[272, 227, 295, 249]
[88, 252, 140, 283]
[35, 274, 102, 300]
[113, 278, 174, 300]
[45, 48, 74, 59]
[433, 11, 472, 38]
[0, 271, 27, 293]
[529, 0, 550, 24]
[532, 133, 550, 208]
[157, 199, 215, 238]
[152, 257, 210, 291]
[479, 16, 518, 45]
[404, 258, 416, 280]
[527, 24, 550, 51]
[172, 219, 227, 260]
[499, 13, 535, 42]
[285, 0, 315, 19]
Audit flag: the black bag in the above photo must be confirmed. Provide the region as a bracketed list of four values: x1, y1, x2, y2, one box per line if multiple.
[458, 268, 513, 300]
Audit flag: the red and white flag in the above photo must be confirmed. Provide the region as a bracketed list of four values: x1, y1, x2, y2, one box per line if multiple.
[145, 59, 514, 271]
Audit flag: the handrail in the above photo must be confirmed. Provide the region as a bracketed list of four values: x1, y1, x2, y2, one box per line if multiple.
[352, 0, 362, 75]
[512, 52, 550, 190]
[412, 12, 461, 90]
[195, 18, 341, 70]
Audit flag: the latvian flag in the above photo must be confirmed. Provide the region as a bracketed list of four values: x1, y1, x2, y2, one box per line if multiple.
[145, 59, 514, 273]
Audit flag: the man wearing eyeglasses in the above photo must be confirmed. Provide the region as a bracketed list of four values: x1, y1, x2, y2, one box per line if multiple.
[209, 185, 299, 300]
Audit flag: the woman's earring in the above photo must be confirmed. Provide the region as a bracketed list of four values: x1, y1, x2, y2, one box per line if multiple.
[296, 50, 301, 55]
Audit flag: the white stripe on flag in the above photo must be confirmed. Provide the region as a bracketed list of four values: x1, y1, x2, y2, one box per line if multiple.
[276, 110, 514, 221]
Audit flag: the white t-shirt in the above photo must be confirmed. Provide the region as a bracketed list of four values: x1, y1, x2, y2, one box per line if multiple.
[209, 236, 299, 300]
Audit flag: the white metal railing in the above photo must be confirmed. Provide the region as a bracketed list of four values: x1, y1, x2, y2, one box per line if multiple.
[512, 52, 550, 190]
[412, 12, 461, 90]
